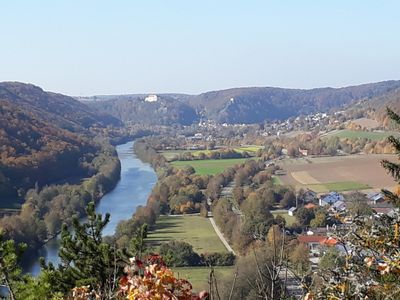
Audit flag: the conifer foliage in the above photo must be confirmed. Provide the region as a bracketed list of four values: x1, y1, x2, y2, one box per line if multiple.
[0, 232, 26, 300]
[381, 108, 400, 207]
[42, 202, 125, 298]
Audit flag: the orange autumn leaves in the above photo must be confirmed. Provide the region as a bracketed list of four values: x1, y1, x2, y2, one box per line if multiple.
[118, 255, 208, 300]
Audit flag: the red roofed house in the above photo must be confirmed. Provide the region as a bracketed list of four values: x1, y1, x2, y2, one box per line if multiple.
[298, 235, 326, 254]
[320, 237, 338, 247]
[304, 203, 317, 210]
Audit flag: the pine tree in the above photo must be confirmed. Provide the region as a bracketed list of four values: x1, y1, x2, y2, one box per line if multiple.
[42, 202, 124, 298]
[381, 108, 400, 207]
[0, 231, 26, 300]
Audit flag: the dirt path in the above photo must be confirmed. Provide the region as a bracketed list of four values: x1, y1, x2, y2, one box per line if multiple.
[279, 267, 304, 299]
[208, 216, 236, 255]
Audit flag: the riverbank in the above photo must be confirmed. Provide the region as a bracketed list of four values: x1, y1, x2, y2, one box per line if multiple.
[22, 141, 157, 275]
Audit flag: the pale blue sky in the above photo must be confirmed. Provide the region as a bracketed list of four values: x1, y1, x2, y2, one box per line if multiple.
[1, 1, 399, 95]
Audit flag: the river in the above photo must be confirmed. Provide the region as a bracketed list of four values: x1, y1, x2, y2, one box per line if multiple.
[22, 141, 157, 275]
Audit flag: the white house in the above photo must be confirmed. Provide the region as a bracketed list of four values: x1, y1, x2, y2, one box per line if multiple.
[144, 94, 158, 102]
[288, 207, 297, 216]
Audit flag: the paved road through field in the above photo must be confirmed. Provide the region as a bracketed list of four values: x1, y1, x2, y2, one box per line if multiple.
[208, 215, 236, 255]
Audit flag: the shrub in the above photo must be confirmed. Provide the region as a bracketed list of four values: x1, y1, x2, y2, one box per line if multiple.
[201, 252, 236, 266]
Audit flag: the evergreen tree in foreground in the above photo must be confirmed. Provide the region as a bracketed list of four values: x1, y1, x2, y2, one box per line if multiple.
[0, 232, 26, 300]
[41, 202, 125, 298]
[381, 108, 400, 207]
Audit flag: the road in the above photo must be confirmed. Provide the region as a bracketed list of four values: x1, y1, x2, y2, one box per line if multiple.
[208, 216, 236, 255]
[279, 267, 304, 299]
[212, 181, 304, 298]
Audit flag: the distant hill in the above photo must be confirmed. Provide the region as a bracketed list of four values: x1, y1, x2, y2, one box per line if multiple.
[84, 94, 197, 126]
[0, 82, 122, 130]
[0, 82, 121, 200]
[187, 81, 400, 124]
[367, 88, 400, 121]
[86, 80, 400, 125]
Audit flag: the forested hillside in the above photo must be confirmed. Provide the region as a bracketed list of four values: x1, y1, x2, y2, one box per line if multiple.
[84, 94, 197, 125]
[188, 80, 400, 123]
[0, 82, 122, 202]
[365, 88, 400, 124]
[86, 80, 400, 125]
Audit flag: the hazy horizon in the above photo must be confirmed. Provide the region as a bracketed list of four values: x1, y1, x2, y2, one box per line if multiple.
[1, 1, 400, 96]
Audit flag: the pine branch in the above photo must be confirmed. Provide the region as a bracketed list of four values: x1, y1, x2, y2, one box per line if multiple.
[387, 135, 400, 153]
[382, 189, 400, 208]
[387, 108, 400, 126]
[381, 160, 400, 182]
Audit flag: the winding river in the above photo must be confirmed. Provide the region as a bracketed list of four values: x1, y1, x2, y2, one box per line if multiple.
[23, 141, 157, 275]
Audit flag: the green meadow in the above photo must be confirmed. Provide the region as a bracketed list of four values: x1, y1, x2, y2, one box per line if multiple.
[146, 215, 228, 253]
[304, 181, 370, 193]
[324, 129, 395, 141]
[171, 158, 251, 175]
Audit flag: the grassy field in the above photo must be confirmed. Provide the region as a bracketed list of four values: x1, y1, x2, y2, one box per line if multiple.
[233, 145, 263, 153]
[173, 266, 234, 292]
[160, 145, 262, 161]
[324, 129, 395, 141]
[271, 211, 296, 226]
[271, 176, 283, 185]
[171, 158, 251, 175]
[304, 181, 371, 193]
[146, 215, 228, 253]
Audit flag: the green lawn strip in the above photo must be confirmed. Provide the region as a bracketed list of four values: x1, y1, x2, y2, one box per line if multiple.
[172, 266, 234, 292]
[304, 181, 370, 193]
[271, 211, 296, 226]
[271, 176, 283, 185]
[160, 146, 262, 161]
[171, 158, 251, 175]
[324, 129, 396, 141]
[233, 145, 263, 153]
[146, 215, 228, 253]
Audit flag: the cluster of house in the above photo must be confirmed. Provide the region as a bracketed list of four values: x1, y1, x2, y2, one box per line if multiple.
[261, 112, 335, 137]
[319, 191, 395, 215]
[290, 190, 396, 265]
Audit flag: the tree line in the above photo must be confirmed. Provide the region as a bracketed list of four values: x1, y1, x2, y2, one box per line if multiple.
[0, 139, 121, 251]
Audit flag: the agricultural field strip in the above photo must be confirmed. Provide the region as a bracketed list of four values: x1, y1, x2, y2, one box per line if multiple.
[277, 154, 397, 190]
[160, 145, 262, 160]
[146, 215, 228, 253]
[171, 158, 251, 175]
[322, 129, 398, 141]
[290, 171, 320, 184]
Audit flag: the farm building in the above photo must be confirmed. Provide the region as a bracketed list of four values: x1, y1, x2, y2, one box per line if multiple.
[330, 200, 346, 212]
[366, 192, 384, 205]
[370, 202, 395, 216]
[319, 192, 345, 206]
